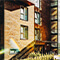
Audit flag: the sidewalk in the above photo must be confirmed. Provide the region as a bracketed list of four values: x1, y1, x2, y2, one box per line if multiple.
[54, 55, 60, 59]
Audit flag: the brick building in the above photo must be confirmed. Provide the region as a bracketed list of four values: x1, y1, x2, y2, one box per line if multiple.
[3, 0, 58, 60]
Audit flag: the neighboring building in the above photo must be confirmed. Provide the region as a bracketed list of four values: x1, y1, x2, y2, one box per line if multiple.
[4, 0, 58, 60]
[50, 0, 58, 54]
[58, 0, 60, 54]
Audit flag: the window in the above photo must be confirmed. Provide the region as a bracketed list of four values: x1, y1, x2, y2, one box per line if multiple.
[10, 49, 19, 54]
[51, 7, 57, 20]
[35, 0, 40, 8]
[20, 25, 28, 40]
[51, 43, 57, 47]
[35, 29, 40, 40]
[51, 1, 57, 6]
[35, 12, 40, 24]
[51, 21, 57, 33]
[20, 7, 28, 21]
[51, 35, 57, 42]
[28, 0, 40, 8]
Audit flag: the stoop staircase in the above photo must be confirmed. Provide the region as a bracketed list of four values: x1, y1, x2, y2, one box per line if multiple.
[10, 41, 35, 60]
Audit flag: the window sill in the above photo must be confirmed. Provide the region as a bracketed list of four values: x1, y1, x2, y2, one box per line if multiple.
[20, 38, 28, 40]
[20, 18, 28, 21]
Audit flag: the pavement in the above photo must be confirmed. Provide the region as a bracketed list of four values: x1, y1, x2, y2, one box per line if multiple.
[54, 54, 60, 59]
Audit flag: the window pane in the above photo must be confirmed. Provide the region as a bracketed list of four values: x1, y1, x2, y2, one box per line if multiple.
[35, 13, 37, 18]
[37, 14, 40, 24]
[35, 0, 39, 8]
[21, 27, 23, 33]
[20, 14, 24, 19]
[10, 49, 19, 54]
[24, 8, 28, 20]
[21, 34, 24, 39]
[35, 12, 40, 24]
[35, 29, 40, 40]
[25, 27, 28, 39]
[20, 8, 24, 13]
[35, 19, 38, 24]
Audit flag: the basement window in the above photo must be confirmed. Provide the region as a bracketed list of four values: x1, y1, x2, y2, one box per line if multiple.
[10, 49, 19, 54]
[35, 28, 40, 40]
[20, 25, 28, 40]
[35, 12, 40, 24]
[20, 7, 28, 21]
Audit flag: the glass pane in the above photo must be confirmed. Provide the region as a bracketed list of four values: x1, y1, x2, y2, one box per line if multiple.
[25, 27, 28, 39]
[35, 13, 37, 18]
[35, 29, 40, 40]
[37, 14, 40, 24]
[20, 8, 24, 13]
[35, 19, 38, 24]
[24, 8, 27, 20]
[35, 0, 39, 8]
[10, 50, 14, 54]
[10, 49, 19, 54]
[21, 34, 24, 39]
[37, 30, 40, 40]
[20, 14, 24, 19]
[21, 27, 23, 33]
[35, 12, 40, 24]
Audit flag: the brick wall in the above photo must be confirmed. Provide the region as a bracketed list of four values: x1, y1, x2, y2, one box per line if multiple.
[4, 5, 34, 60]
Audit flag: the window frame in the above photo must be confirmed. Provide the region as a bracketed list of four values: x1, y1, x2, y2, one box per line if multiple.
[20, 25, 28, 40]
[20, 6, 28, 21]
